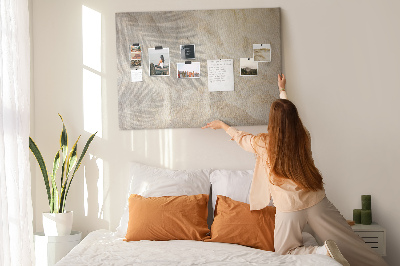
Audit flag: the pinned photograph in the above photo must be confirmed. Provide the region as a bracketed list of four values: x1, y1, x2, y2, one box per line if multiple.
[253, 44, 271, 62]
[148, 48, 170, 76]
[130, 45, 142, 68]
[130, 45, 142, 60]
[130, 60, 141, 69]
[180, 44, 195, 59]
[240, 58, 258, 76]
[177, 62, 200, 79]
[131, 52, 141, 60]
[131, 45, 141, 53]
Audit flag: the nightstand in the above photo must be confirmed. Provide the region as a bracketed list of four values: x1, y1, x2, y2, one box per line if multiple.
[34, 231, 81, 266]
[351, 223, 386, 256]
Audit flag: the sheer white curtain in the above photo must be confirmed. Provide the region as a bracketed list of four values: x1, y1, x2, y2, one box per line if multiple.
[0, 0, 34, 265]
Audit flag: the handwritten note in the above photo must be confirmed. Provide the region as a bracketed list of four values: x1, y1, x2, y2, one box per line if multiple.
[131, 68, 142, 82]
[207, 59, 234, 92]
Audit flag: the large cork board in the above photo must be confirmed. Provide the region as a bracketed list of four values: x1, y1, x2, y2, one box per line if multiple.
[116, 8, 281, 130]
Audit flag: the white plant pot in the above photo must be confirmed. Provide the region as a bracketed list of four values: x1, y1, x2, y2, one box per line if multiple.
[42, 211, 73, 236]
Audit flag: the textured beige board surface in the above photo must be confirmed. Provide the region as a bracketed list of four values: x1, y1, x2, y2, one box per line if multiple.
[116, 8, 281, 129]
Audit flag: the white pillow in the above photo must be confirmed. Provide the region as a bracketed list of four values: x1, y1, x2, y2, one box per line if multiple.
[115, 162, 211, 237]
[209, 169, 253, 212]
[210, 169, 275, 220]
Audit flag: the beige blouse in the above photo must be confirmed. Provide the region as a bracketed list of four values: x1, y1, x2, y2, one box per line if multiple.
[226, 127, 326, 212]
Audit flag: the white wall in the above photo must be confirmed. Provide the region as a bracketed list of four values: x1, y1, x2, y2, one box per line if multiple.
[31, 0, 400, 264]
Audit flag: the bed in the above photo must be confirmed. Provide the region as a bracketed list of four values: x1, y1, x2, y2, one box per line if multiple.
[56, 163, 341, 266]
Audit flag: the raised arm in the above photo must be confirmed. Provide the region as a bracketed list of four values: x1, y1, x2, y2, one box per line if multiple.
[202, 74, 288, 154]
[202, 120, 256, 153]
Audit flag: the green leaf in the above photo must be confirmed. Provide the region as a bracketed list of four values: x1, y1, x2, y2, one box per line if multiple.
[50, 151, 60, 213]
[59, 114, 68, 152]
[59, 161, 70, 213]
[52, 151, 60, 188]
[29, 137, 52, 208]
[67, 138, 79, 176]
[51, 185, 59, 213]
[50, 191, 54, 213]
[59, 137, 79, 212]
[59, 180, 68, 213]
[59, 114, 68, 187]
[63, 132, 97, 212]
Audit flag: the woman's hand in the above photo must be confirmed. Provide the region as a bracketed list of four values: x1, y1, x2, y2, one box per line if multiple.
[278, 74, 286, 92]
[202, 120, 230, 131]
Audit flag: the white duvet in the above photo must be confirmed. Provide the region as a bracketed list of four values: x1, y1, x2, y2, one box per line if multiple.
[56, 230, 340, 266]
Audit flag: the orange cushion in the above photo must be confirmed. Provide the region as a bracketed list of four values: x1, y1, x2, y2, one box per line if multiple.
[125, 194, 210, 241]
[205, 195, 276, 251]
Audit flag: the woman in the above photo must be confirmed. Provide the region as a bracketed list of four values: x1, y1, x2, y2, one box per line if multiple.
[202, 74, 387, 266]
[158, 55, 164, 68]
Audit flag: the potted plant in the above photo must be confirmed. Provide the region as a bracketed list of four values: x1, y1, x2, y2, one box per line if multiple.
[29, 114, 96, 236]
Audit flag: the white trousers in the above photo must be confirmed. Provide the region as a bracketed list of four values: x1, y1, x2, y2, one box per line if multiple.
[274, 197, 387, 266]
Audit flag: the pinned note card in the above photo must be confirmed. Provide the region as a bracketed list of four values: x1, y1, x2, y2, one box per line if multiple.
[131, 68, 142, 82]
[207, 59, 234, 92]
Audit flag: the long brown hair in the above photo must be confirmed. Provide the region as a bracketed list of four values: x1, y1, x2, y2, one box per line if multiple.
[255, 99, 323, 191]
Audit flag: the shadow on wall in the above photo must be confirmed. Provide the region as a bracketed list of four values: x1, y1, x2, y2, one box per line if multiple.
[68, 154, 109, 236]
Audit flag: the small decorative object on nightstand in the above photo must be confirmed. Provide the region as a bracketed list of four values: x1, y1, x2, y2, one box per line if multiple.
[351, 223, 386, 256]
[34, 231, 82, 266]
[353, 195, 373, 225]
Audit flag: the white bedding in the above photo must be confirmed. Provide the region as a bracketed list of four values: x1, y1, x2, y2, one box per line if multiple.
[56, 230, 340, 266]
